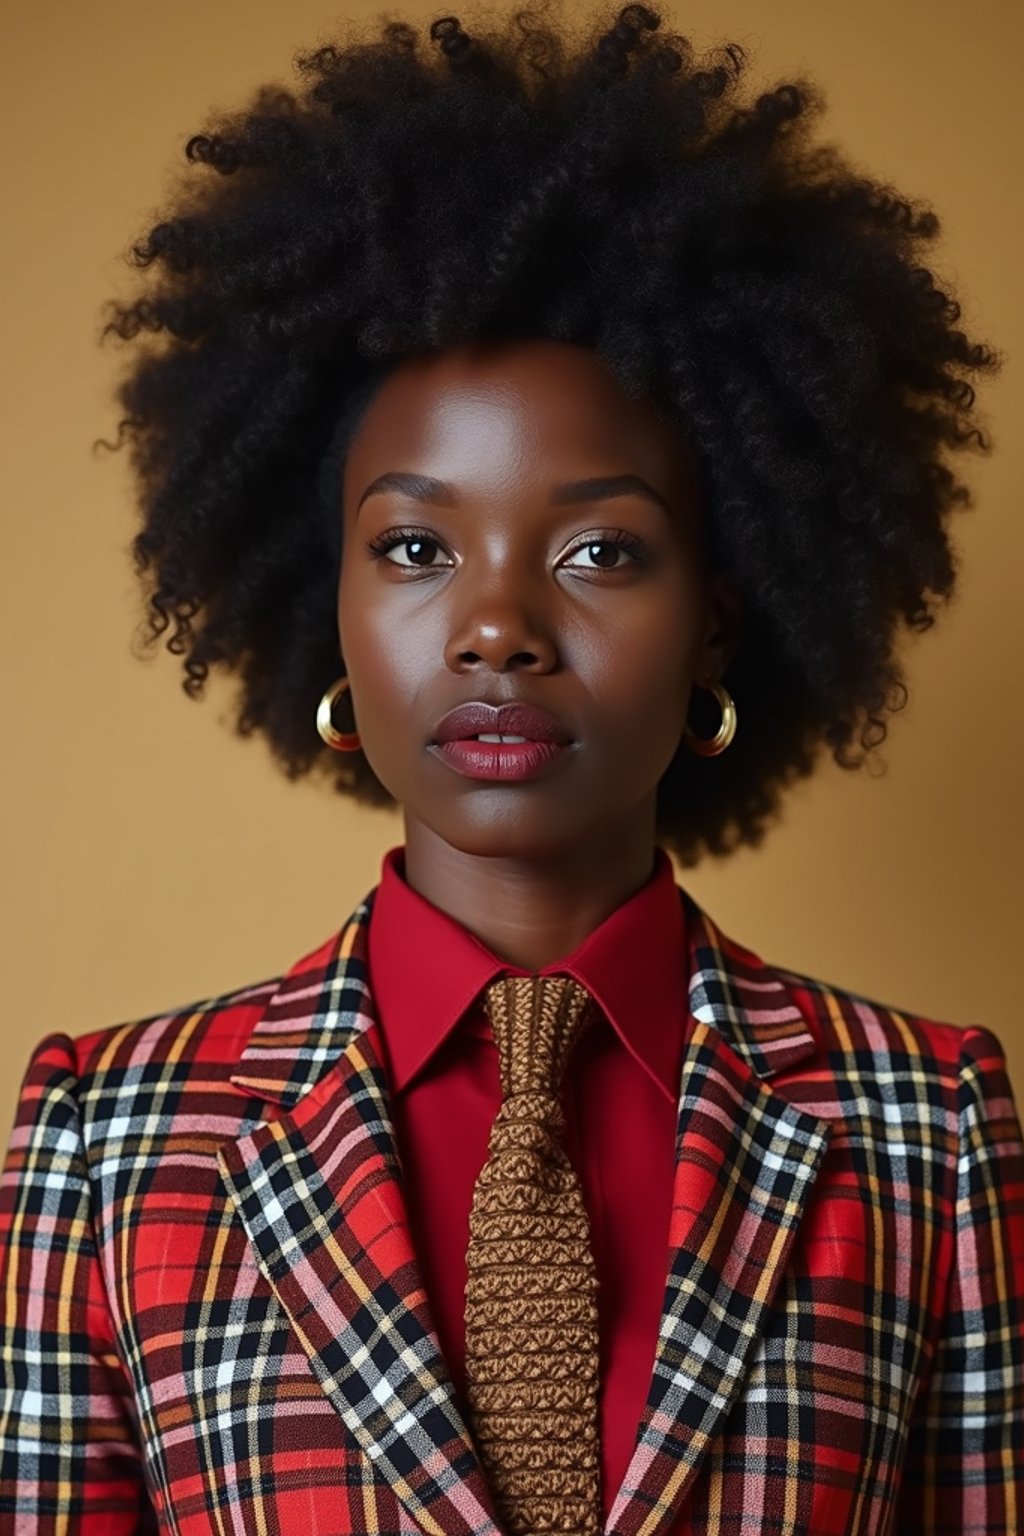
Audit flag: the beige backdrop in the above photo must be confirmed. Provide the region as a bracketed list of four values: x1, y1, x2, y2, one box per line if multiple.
[2, 0, 1022, 1140]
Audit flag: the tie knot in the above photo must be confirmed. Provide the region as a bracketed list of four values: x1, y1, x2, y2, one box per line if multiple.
[481, 972, 596, 1101]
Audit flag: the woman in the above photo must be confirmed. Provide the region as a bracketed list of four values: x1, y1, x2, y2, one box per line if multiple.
[1, 4, 1021, 1533]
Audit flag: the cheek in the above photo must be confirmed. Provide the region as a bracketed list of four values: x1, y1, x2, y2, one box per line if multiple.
[582, 597, 697, 720]
[338, 578, 435, 727]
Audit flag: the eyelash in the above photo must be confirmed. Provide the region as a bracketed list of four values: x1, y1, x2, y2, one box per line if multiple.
[364, 525, 650, 573]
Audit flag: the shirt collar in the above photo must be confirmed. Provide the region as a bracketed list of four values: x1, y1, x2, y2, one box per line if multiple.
[366, 842, 688, 1103]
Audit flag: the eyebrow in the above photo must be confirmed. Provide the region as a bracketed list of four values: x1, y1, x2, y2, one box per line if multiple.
[355, 471, 672, 518]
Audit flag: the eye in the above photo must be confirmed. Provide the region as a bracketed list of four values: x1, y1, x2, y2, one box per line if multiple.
[561, 532, 648, 571]
[364, 525, 649, 573]
[365, 527, 454, 569]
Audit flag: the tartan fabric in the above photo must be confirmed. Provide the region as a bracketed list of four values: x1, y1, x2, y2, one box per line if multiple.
[1, 881, 1022, 1535]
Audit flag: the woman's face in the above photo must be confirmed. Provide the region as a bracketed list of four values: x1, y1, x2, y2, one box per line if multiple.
[338, 337, 738, 861]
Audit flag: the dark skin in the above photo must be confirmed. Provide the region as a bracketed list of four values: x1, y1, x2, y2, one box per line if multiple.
[338, 337, 742, 970]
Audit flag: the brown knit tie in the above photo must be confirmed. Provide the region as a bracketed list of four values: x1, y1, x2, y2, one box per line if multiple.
[463, 972, 603, 1536]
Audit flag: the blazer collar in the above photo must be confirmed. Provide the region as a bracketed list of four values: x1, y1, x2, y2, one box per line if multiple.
[229, 883, 817, 1107]
[219, 879, 830, 1536]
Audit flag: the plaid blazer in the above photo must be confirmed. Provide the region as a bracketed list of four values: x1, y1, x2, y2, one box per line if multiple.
[2, 882, 1023, 1536]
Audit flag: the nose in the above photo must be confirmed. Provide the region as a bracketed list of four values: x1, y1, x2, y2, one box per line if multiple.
[443, 580, 560, 674]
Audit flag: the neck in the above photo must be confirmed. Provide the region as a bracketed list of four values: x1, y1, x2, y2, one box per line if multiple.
[399, 814, 659, 971]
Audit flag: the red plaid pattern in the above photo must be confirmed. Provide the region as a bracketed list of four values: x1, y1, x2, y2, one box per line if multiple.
[2, 883, 1022, 1534]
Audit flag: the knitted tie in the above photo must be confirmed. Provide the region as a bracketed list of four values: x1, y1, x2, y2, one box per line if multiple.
[463, 972, 603, 1536]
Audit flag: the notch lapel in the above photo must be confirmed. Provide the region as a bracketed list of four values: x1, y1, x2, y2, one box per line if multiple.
[217, 883, 832, 1536]
[605, 891, 832, 1536]
[218, 892, 504, 1536]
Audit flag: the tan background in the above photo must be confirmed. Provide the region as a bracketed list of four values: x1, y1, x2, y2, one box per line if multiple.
[2, 0, 1022, 1140]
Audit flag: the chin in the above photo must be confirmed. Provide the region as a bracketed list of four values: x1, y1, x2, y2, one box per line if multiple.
[414, 808, 593, 863]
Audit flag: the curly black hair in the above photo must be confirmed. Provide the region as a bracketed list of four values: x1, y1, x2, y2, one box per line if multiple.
[98, 0, 1002, 867]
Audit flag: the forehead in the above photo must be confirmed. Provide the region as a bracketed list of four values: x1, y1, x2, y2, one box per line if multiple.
[343, 338, 700, 495]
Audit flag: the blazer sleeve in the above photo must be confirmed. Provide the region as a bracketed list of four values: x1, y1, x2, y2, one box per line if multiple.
[0, 1032, 154, 1534]
[895, 1023, 1024, 1533]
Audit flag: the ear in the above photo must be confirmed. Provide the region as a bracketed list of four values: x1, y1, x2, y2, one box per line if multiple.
[696, 568, 743, 682]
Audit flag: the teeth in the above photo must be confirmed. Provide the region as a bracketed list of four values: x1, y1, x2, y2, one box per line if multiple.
[476, 733, 529, 743]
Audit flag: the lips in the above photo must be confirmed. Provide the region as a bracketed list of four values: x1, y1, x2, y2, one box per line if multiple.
[430, 700, 574, 746]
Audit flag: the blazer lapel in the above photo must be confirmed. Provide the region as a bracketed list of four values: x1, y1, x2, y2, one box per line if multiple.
[217, 882, 832, 1536]
[605, 890, 833, 1536]
[217, 891, 505, 1536]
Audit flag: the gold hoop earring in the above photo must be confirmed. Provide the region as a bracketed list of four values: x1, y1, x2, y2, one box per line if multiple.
[683, 675, 737, 757]
[316, 676, 362, 752]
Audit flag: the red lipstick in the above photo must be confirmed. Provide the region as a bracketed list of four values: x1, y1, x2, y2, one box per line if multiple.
[428, 700, 576, 781]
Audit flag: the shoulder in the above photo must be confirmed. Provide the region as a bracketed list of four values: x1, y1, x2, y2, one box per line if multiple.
[4, 969, 291, 1166]
[23, 970, 284, 1091]
[769, 955, 1010, 1096]
[32, 910, 352, 1105]
[682, 884, 1004, 1093]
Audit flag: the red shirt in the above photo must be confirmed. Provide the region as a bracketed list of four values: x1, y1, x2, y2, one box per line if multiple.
[366, 842, 690, 1525]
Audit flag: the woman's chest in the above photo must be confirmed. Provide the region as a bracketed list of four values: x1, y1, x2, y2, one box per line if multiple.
[97, 1107, 946, 1536]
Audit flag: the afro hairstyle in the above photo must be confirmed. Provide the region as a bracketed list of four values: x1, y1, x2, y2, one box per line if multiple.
[99, 0, 1002, 867]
